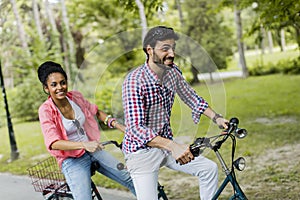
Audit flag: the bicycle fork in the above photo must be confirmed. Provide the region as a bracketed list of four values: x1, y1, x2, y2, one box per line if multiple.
[212, 150, 247, 200]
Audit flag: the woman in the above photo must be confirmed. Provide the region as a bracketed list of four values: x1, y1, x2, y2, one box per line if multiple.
[37, 61, 135, 200]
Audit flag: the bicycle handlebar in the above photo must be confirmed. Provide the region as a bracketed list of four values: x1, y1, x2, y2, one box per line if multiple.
[101, 140, 122, 149]
[100, 117, 247, 159]
[190, 117, 247, 157]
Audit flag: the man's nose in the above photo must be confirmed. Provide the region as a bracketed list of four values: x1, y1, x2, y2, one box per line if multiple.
[168, 48, 175, 57]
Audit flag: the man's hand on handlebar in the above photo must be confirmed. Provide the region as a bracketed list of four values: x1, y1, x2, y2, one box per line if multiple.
[168, 141, 195, 165]
[216, 117, 229, 131]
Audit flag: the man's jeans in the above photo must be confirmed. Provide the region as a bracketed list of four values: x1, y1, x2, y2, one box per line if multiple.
[62, 150, 135, 200]
[125, 148, 218, 200]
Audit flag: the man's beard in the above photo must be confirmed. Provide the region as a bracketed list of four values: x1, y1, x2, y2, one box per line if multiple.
[153, 52, 174, 70]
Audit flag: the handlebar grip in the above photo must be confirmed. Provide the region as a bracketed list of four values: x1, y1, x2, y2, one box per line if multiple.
[189, 137, 209, 157]
[230, 117, 239, 125]
[225, 117, 239, 133]
[190, 145, 203, 157]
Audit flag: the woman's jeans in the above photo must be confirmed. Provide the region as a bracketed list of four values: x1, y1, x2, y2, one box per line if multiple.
[125, 148, 218, 200]
[61, 150, 135, 200]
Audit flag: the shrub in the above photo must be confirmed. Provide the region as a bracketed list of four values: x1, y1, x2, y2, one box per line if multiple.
[249, 57, 300, 76]
[9, 73, 46, 121]
[94, 78, 124, 129]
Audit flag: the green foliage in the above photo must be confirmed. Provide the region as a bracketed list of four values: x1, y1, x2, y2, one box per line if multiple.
[249, 57, 300, 76]
[240, 0, 300, 55]
[240, 0, 300, 27]
[183, 0, 234, 71]
[9, 72, 46, 121]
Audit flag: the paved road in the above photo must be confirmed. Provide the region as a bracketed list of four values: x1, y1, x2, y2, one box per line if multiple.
[198, 70, 243, 81]
[0, 173, 135, 200]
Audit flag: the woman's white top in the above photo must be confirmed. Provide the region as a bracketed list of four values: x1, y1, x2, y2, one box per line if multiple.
[58, 97, 89, 142]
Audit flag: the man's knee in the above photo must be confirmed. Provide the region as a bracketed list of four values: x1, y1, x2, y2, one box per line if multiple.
[210, 161, 218, 176]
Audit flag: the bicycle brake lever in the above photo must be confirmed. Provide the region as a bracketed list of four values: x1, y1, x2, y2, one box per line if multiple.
[189, 137, 210, 157]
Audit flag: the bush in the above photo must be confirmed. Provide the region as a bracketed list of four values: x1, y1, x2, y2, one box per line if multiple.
[249, 57, 300, 76]
[94, 78, 124, 129]
[9, 73, 46, 121]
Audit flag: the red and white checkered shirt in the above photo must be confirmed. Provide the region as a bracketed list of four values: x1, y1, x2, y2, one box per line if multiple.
[122, 63, 208, 154]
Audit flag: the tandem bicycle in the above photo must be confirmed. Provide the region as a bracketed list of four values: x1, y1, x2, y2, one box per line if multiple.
[28, 117, 247, 200]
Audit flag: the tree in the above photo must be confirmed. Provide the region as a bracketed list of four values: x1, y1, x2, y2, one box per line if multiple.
[240, 0, 300, 56]
[9, 0, 28, 51]
[60, 0, 75, 83]
[43, 0, 61, 56]
[66, 0, 164, 74]
[182, 0, 235, 83]
[32, 0, 43, 41]
[135, 0, 148, 40]
[220, 0, 249, 78]
[234, 0, 248, 77]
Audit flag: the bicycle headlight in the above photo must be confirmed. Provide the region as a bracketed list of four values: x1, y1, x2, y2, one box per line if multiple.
[233, 157, 246, 171]
[234, 128, 247, 139]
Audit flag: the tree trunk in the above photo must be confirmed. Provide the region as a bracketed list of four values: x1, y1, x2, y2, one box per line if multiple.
[10, 0, 28, 50]
[32, 0, 43, 41]
[135, 0, 147, 40]
[234, 1, 248, 78]
[295, 27, 300, 57]
[260, 24, 265, 55]
[267, 30, 273, 54]
[176, 0, 184, 27]
[176, 0, 201, 84]
[190, 65, 200, 85]
[44, 0, 61, 52]
[280, 29, 286, 52]
[60, 0, 75, 83]
[44, 0, 58, 33]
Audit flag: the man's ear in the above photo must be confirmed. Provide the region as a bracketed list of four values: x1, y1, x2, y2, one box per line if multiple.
[146, 45, 153, 57]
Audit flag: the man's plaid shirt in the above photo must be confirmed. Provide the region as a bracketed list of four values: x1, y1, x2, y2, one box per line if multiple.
[122, 63, 208, 154]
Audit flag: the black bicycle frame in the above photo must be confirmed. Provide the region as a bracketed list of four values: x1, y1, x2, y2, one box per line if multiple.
[212, 149, 247, 200]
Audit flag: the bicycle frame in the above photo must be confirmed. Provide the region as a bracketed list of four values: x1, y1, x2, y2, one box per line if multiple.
[212, 144, 247, 200]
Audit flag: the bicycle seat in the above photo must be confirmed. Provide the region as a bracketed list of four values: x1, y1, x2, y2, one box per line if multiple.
[90, 161, 100, 176]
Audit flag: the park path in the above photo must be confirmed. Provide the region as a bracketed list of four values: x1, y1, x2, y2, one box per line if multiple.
[198, 70, 243, 81]
[0, 172, 135, 200]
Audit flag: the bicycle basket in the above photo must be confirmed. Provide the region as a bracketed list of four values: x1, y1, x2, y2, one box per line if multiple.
[27, 157, 67, 195]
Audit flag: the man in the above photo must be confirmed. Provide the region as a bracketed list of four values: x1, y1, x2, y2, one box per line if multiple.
[122, 26, 228, 200]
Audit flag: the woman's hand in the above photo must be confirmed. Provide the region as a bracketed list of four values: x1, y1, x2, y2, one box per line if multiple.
[82, 141, 104, 152]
